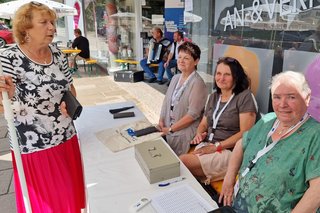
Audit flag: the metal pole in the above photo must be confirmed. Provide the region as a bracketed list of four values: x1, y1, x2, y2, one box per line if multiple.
[134, 0, 143, 69]
[0, 62, 32, 213]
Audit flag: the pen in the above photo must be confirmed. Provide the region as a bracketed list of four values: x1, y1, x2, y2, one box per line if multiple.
[158, 177, 186, 187]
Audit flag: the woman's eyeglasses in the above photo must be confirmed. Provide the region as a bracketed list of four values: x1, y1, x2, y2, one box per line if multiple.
[218, 57, 239, 64]
[31, 1, 43, 6]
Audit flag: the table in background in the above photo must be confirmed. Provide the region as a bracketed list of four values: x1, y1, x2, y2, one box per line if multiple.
[75, 102, 218, 213]
[114, 59, 158, 70]
[61, 48, 81, 75]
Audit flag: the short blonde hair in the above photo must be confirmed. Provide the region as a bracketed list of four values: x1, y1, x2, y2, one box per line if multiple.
[270, 71, 311, 100]
[12, 2, 57, 44]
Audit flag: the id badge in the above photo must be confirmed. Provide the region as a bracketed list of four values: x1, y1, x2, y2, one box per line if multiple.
[234, 179, 240, 197]
[208, 133, 214, 141]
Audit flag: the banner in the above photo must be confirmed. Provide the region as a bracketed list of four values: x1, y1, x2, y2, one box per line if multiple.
[164, 0, 184, 41]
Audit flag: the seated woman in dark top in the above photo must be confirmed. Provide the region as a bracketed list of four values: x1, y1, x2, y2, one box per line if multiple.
[180, 57, 257, 184]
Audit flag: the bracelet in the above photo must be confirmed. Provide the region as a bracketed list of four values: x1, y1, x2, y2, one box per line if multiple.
[215, 142, 223, 153]
[216, 145, 223, 153]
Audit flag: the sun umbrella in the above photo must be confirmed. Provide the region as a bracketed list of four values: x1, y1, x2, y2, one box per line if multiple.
[110, 12, 151, 21]
[0, 0, 77, 19]
[184, 11, 202, 23]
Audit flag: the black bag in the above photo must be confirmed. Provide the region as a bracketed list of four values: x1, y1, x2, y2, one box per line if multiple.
[61, 91, 82, 120]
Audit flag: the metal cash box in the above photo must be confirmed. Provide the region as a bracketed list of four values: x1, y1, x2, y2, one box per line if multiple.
[114, 70, 144, 83]
[134, 139, 180, 184]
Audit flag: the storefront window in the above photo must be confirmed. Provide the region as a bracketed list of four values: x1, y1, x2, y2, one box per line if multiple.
[82, 0, 163, 72]
[187, 0, 320, 113]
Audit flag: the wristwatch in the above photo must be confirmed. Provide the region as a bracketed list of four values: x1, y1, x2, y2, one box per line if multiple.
[214, 142, 221, 147]
[169, 127, 174, 134]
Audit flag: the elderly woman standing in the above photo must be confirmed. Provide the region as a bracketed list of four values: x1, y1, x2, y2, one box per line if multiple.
[158, 41, 208, 156]
[220, 71, 320, 212]
[180, 57, 257, 183]
[0, 2, 85, 212]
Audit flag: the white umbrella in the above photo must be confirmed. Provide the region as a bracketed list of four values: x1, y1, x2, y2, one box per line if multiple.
[110, 12, 151, 21]
[0, 0, 77, 19]
[184, 11, 202, 23]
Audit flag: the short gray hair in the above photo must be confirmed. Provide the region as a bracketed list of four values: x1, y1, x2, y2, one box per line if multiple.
[270, 71, 311, 99]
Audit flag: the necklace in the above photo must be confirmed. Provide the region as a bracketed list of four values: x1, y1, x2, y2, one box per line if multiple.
[24, 46, 51, 64]
[277, 127, 289, 135]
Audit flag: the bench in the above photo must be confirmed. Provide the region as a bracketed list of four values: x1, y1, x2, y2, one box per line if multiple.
[114, 59, 158, 71]
[83, 58, 98, 76]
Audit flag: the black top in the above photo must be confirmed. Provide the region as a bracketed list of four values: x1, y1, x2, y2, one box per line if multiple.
[72, 36, 90, 59]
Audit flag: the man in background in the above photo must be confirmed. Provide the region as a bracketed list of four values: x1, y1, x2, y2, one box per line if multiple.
[70, 28, 90, 68]
[164, 31, 184, 86]
[140, 27, 171, 84]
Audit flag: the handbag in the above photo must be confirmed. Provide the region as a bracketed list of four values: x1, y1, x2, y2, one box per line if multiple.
[61, 90, 82, 120]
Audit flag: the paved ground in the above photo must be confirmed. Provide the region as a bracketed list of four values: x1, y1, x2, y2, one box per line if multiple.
[0, 65, 168, 212]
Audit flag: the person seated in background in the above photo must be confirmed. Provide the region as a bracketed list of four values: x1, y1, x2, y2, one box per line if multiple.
[140, 27, 171, 84]
[179, 57, 257, 184]
[164, 31, 184, 86]
[220, 71, 320, 212]
[70, 28, 90, 68]
[158, 41, 208, 156]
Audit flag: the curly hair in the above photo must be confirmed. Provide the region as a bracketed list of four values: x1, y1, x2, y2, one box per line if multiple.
[12, 2, 56, 44]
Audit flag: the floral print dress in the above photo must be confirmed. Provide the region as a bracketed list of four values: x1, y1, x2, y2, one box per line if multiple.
[0, 44, 76, 154]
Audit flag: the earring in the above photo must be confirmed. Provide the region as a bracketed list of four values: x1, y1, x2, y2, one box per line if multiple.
[25, 32, 31, 43]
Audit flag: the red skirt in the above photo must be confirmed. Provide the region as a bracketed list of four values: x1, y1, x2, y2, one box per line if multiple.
[12, 135, 86, 213]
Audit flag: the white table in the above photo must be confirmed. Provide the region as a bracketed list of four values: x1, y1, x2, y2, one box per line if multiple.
[75, 102, 218, 213]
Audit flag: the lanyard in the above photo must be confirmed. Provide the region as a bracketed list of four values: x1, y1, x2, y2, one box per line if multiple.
[171, 71, 196, 108]
[212, 94, 235, 129]
[241, 113, 310, 177]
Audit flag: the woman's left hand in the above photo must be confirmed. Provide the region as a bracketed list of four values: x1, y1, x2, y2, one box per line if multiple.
[0, 75, 15, 100]
[219, 177, 235, 206]
[60, 101, 69, 117]
[192, 144, 216, 156]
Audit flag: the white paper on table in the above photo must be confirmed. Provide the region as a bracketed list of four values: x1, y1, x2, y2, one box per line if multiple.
[151, 184, 214, 213]
[95, 118, 162, 152]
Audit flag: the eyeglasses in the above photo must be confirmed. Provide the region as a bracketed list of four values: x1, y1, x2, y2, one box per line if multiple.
[31, 1, 43, 6]
[218, 57, 239, 64]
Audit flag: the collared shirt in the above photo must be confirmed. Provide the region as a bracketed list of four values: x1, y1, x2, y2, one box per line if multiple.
[170, 40, 184, 60]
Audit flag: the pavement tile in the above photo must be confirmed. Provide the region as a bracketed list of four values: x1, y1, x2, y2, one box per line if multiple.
[0, 157, 12, 171]
[0, 169, 13, 195]
[0, 138, 10, 153]
[8, 175, 15, 194]
[0, 192, 16, 213]
[0, 127, 7, 138]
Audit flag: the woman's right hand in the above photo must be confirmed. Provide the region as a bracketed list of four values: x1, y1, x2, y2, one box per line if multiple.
[190, 132, 207, 144]
[158, 119, 165, 131]
[0, 75, 15, 100]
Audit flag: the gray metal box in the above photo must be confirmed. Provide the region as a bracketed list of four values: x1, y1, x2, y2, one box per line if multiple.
[114, 70, 144, 83]
[135, 139, 180, 184]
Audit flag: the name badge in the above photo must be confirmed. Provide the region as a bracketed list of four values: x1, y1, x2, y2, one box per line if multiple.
[234, 179, 240, 197]
[208, 133, 214, 141]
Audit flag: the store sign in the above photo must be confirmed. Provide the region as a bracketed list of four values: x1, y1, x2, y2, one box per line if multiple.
[164, 0, 184, 40]
[223, 0, 314, 31]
